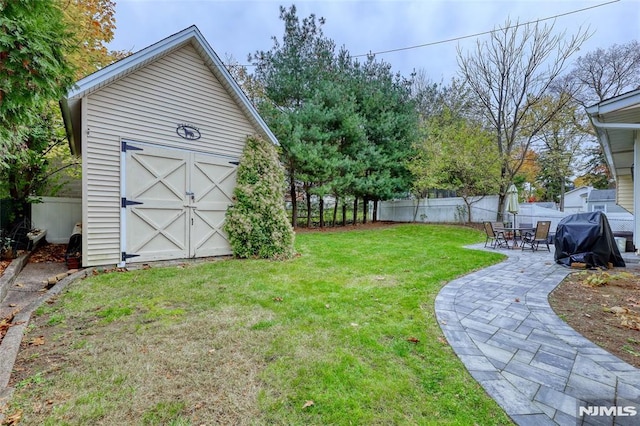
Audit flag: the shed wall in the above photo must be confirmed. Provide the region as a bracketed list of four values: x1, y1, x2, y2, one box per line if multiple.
[82, 43, 254, 266]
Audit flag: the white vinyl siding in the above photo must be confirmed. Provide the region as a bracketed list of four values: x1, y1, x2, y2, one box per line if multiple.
[88, 44, 253, 158]
[617, 175, 634, 214]
[81, 43, 257, 266]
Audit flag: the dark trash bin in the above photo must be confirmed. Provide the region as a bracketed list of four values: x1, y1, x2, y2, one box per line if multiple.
[554, 211, 625, 269]
[65, 233, 82, 267]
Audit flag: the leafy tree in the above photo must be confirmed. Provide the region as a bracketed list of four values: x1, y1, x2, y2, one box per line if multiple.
[575, 145, 611, 189]
[457, 18, 590, 220]
[224, 135, 295, 259]
[224, 54, 265, 104]
[0, 0, 75, 133]
[530, 96, 588, 209]
[0, 0, 126, 227]
[61, 0, 126, 79]
[409, 109, 499, 223]
[512, 148, 540, 187]
[0, 0, 76, 225]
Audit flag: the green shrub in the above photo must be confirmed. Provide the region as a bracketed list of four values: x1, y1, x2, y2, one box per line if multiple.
[224, 135, 295, 259]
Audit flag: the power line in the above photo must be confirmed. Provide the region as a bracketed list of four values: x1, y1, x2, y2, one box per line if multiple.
[226, 0, 619, 68]
[352, 0, 619, 58]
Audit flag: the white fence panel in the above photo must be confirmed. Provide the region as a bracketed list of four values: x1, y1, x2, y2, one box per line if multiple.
[379, 198, 633, 235]
[516, 203, 634, 234]
[31, 197, 81, 244]
[379, 196, 499, 223]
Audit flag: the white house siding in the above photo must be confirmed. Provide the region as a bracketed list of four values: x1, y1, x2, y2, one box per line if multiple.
[617, 175, 634, 214]
[81, 43, 255, 266]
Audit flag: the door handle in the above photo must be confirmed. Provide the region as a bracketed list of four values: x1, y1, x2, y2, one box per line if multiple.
[186, 191, 195, 202]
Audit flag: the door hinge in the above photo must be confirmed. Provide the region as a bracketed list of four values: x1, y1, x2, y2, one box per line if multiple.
[122, 252, 140, 262]
[121, 197, 144, 208]
[121, 141, 144, 152]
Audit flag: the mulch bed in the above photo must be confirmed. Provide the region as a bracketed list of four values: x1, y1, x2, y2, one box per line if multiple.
[549, 263, 640, 368]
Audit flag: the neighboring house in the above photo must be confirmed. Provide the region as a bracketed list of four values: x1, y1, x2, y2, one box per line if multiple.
[586, 189, 628, 214]
[586, 88, 640, 251]
[563, 186, 592, 213]
[60, 26, 278, 267]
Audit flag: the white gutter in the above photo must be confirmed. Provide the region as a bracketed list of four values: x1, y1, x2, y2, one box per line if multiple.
[588, 116, 640, 130]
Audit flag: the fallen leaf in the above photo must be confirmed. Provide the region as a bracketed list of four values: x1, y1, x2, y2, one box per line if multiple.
[273, 297, 283, 302]
[302, 400, 314, 409]
[8, 303, 16, 307]
[515, 298, 520, 303]
[15, 282, 23, 287]
[407, 337, 420, 343]
[4, 409, 22, 425]
[350, 323, 359, 327]
[29, 336, 45, 346]
[325, 304, 330, 309]
[437, 336, 447, 344]
[609, 306, 630, 314]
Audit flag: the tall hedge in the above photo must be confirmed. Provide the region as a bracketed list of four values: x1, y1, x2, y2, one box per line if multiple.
[224, 135, 295, 259]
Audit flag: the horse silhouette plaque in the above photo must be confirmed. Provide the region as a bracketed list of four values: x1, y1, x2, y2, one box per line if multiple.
[176, 123, 201, 140]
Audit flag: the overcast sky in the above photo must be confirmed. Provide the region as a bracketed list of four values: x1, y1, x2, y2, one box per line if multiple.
[108, 0, 639, 82]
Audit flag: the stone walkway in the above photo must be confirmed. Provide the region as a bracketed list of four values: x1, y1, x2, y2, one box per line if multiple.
[435, 244, 640, 425]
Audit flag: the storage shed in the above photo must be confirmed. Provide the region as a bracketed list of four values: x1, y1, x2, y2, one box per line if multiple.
[60, 26, 278, 267]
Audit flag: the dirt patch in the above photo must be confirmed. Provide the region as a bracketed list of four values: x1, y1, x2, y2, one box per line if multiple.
[549, 262, 640, 368]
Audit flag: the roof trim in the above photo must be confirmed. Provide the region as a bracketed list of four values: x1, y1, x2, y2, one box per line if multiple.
[586, 88, 640, 116]
[62, 25, 278, 150]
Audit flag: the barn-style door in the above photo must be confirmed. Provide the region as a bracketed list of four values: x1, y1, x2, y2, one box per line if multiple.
[122, 141, 237, 263]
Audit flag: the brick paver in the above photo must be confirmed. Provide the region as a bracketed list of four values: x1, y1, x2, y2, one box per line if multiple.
[435, 244, 640, 425]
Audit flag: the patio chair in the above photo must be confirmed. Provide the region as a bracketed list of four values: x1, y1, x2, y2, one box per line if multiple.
[513, 223, 533, 246]
[521, 221, 551, 252]
[483, 221, 508, 249]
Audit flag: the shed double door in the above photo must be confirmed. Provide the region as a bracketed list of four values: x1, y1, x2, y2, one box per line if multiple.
[123, 142, 237, 263]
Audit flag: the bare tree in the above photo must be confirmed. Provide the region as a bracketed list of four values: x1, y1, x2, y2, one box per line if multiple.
[566, 41, 640, 187]
[457, 19, 591, 220]
[569, 40, 640, 107]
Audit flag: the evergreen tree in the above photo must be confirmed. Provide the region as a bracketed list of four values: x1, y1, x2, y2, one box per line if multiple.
[345, 56, 419, 221]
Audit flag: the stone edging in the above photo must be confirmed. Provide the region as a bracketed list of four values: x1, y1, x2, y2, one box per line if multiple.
[0, 253, 30, 302]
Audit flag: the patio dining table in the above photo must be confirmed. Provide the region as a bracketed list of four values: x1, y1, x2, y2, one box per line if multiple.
[494, 225, 535, 249]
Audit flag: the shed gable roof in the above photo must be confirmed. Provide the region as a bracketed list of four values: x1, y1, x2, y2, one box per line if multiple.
[61, 25, 277, 155]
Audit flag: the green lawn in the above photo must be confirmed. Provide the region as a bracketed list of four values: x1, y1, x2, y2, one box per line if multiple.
[8, 224, 510, 425]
